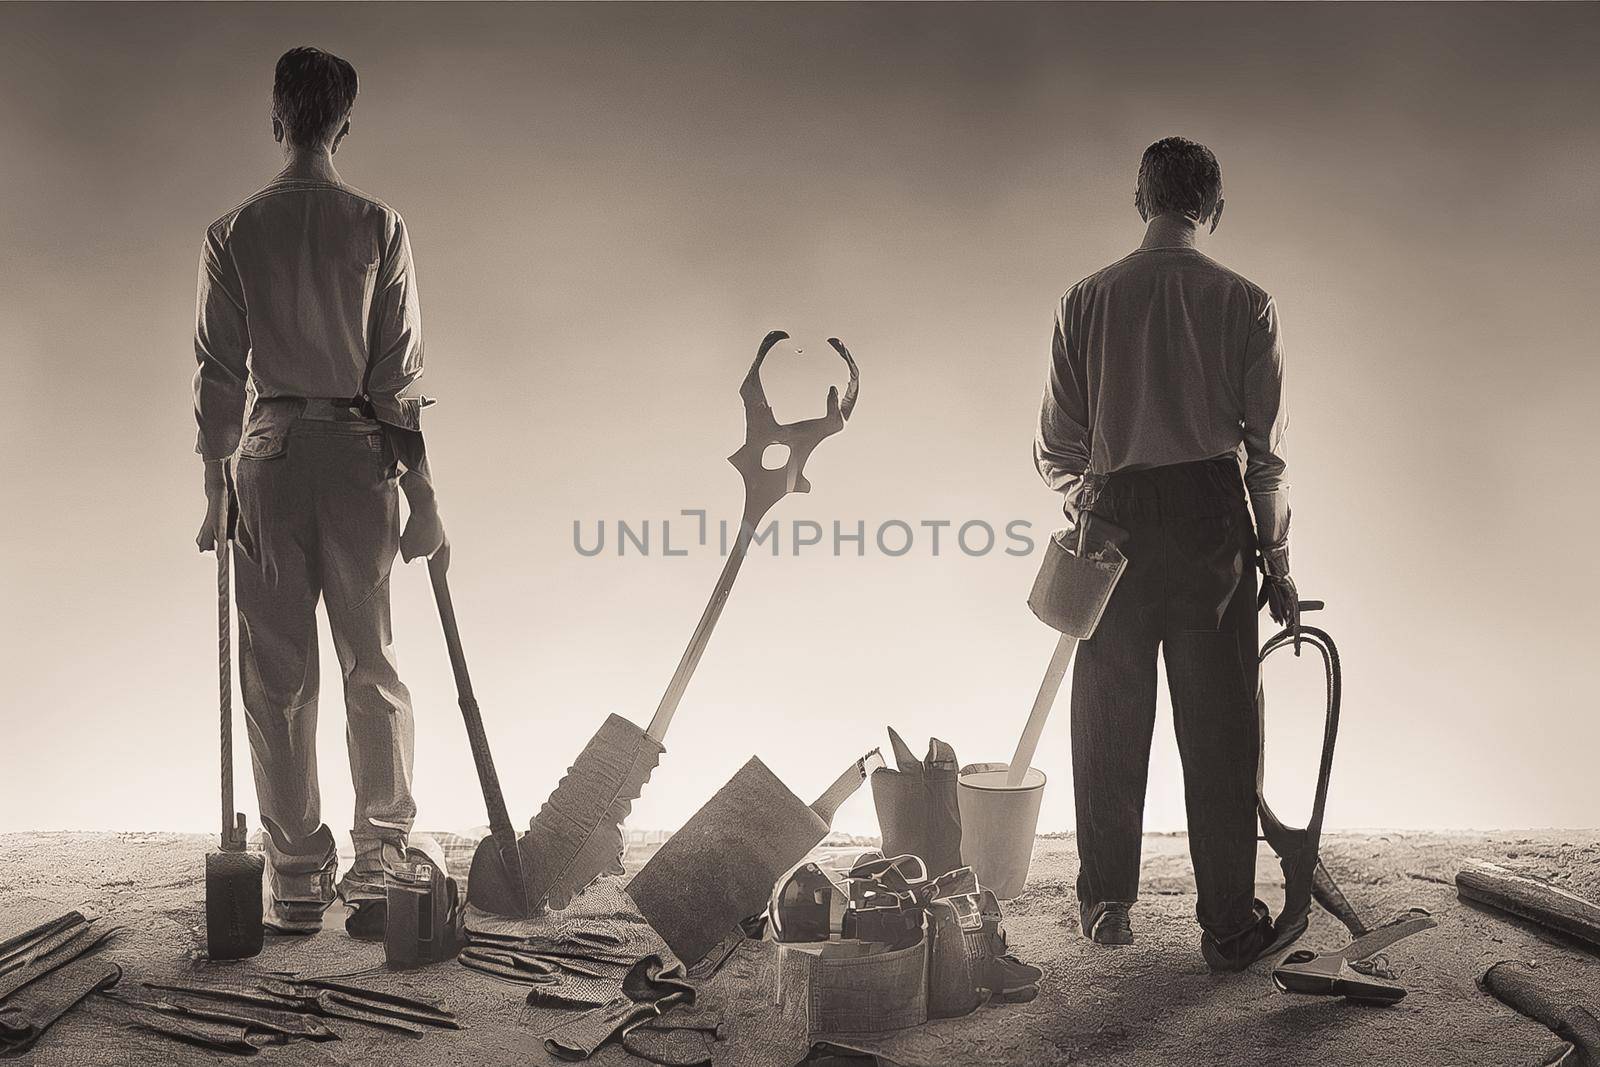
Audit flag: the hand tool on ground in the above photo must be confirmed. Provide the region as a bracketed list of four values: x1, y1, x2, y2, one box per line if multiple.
[489, 331, 859, 917]
[1457, 861, 1600, 953]
[1271, 909, 1435, 1004]
[1255, 602, 1372, 955]
[100, 989, 337, 1040]
[0, 959, 120, 1057]
[428, 541, 537, 918]
[294, 976, 454, 1018]
[542, 954, 695, 1061]
[142, 977, 456, 1034]
[628, 749, 883, 965]
[256, 978, 459, 1031]
[206, 489, 266, 961]
[0, 914, 91, 985]
[0, 920, 116, 1003]
[1481, 961, 1600, 1067]
[125, 1011, 282, 1053]
[0, 910, 89, 977]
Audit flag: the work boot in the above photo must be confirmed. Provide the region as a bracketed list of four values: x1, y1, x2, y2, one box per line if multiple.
[338, 845, 401, 942]
[986, 953, 1043, 1001]
[1081, 901, 1134, 946]
[262, 863, 336, 935]
[1201, 900, 1277, 973]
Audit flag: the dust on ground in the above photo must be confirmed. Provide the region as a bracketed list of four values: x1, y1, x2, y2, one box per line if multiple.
[2, 831, 1597, 1066]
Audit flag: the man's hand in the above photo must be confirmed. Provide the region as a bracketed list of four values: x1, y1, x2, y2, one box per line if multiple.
[195, 460, 231, 553]
[1263, 574, 1301, 645]
[1259, 538, 1300, 652]
[400, 501, 446, 562]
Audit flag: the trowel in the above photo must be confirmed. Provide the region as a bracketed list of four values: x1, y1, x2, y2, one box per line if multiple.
[468, 331, 861, 917]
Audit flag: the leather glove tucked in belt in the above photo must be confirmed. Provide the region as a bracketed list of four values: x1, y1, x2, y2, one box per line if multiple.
[1258, 539, 1300, 652]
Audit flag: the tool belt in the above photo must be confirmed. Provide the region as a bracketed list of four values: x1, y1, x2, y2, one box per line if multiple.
[773, 855, 992, 1032]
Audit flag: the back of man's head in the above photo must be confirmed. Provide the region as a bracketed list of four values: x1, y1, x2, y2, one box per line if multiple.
[272, 47, 358, 149]
[1135, 137, 1222, 223]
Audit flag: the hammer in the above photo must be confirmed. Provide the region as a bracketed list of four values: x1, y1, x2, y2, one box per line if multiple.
[204, 486, 263, 960]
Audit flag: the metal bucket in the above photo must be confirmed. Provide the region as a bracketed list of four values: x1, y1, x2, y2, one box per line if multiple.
[956, 762, 1046, 900]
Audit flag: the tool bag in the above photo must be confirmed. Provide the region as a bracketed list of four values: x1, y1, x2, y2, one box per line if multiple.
[385, 839, 465, 967]
[775, 857, 991, 1033]
[869, 729, 964, 879]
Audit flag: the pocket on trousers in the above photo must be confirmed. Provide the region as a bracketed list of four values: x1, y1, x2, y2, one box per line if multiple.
[239, 430, 288, 461]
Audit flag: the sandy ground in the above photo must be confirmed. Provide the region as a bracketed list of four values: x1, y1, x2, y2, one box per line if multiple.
[2, 830, 1598, 1066]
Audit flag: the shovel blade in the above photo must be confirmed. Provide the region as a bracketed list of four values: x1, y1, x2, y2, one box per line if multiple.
[513, 714, 663, 914]
[628, 757, 827, 965]
[467, 835, 537, 919]
[205, 849, 264, 960]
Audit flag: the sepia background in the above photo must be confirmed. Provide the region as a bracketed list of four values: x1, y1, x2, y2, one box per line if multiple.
[2, 3, 1596, 842]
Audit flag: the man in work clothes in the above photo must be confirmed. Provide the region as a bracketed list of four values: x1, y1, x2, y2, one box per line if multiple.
[1035, 136, 1302, 971]
[194, 47, 444, 933]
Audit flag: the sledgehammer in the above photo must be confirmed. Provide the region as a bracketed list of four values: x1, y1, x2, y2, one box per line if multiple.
[205, 492, 264, 960]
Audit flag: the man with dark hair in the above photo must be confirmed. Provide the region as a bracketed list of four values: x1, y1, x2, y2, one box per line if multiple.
[194, 46, 443, 934]
[1035, 136, 1300, 971]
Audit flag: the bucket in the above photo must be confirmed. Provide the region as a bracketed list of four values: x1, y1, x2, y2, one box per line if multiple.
[956, 762, 1046, 900]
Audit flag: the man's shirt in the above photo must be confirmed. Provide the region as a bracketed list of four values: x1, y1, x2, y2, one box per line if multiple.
[193, 176, 425, 461]
[1034, 217, 1289, 545]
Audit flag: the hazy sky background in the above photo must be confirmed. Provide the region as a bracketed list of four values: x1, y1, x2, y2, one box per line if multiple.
[2, 3, 1597, 841]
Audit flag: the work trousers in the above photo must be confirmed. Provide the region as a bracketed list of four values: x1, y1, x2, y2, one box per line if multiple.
[1070, 454, 1261, 941]
[232, 400, 416, 892]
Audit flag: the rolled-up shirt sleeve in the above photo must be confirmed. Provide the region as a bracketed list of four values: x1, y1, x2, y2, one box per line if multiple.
[1035, 299, 1092, 511]
[1242, 294, 1290, 548]
[193, 227, 251, 460]
[364, 211, 426, 431]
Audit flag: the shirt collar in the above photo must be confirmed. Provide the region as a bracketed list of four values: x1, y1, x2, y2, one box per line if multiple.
[1138, 214, 1202, 250]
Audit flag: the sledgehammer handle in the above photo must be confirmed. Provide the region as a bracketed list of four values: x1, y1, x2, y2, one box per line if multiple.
[1007, 634, 1078, 787]
[217, 511, 235, 844]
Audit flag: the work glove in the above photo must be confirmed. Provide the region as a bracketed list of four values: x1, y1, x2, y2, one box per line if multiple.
[397, 465, 446, 562]
[195, 460, 233, 553]
[1258, 539, 1300, 653]
[400, 504, 446, 562]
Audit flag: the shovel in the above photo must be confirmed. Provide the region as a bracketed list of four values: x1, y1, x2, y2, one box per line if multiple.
[428, 541, 536, 917]
[205, 489, 265, 960]
[470, 331, 859, 917]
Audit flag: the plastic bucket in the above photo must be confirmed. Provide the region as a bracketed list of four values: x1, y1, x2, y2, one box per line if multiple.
[956, 762, 1046, 900]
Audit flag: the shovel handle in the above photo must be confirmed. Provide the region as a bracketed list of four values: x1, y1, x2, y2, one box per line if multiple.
[427, 547, 521, 862]
[646, 509, 755, 742]
[1007, 633, 1078, 787]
